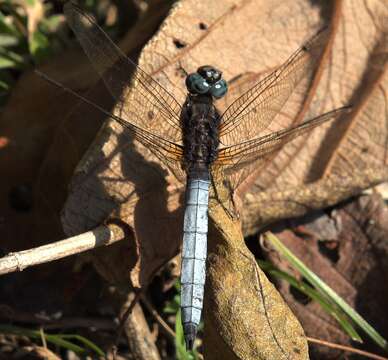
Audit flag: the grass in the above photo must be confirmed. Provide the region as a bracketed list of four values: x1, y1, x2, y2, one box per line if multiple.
[0, 324, 105, 356]
[164, 282, 202, 359]
[0, 0, 118, 105]
[0, 1, 64, 100]
[263, 231, 388, 352]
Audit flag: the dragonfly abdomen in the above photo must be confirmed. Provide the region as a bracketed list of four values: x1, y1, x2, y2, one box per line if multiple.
[181, 177, 210, 350]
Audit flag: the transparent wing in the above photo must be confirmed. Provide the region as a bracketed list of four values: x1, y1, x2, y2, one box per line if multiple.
[213, 107, 351, 185]
[219, 27, 330, 146]
[113, 111, 186, 182]
[64, 2, 182, 143]
[37, 70, 185, 180]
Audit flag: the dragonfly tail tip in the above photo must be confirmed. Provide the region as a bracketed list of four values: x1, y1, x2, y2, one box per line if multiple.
[184, 323, 197, 350]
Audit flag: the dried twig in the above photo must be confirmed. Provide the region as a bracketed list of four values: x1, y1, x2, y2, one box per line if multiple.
[110, 291, 160, 360]
[307, 337, 388, 360]
[140, 294, 175, 340]
[0, 304, 117, 330]
[0, 224, 126, 275]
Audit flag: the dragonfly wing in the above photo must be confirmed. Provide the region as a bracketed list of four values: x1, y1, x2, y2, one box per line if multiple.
[37, 69, 186, 183]
[64, 2, 182, 143]
[117, 117, 186, 182]
[214, 107, 351, 189]
[219, 27, 331, 146]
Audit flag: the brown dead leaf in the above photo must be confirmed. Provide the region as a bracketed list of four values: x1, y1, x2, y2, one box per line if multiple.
[241, 0, 388, 233]
[22, 345, 61, 360]
[264, 193, 388, 358]
[0, 51, 96, 252]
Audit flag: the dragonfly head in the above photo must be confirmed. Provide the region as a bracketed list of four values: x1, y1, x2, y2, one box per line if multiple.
[185, 65, 228, 99]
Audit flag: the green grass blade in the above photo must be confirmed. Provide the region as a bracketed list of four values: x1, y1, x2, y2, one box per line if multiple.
[0, 34, 19, 47]
[0, 79, 9, 90]
[257, 259, 362, 342]
[0, 325, 104, 356]
[0, 11, 20, 37]
[174, 304, 200, 359]
[264, 232, 388, 350]
[41, 334, 86, 353]
[0, 47, 25, 69]
[60, 334, 105, 356]
[0, 325, 84, 354]
[175, 309, 189, 359]
[29, 29, 50, 63]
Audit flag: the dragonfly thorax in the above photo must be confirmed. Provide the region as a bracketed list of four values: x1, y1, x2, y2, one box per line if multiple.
[181, 93, 221, 179]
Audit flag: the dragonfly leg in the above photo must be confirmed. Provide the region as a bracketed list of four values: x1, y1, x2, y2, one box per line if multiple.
[210, 177, 236, 219]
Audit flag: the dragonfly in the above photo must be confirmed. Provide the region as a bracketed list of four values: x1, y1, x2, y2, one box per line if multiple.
[39, 2, 350, 350]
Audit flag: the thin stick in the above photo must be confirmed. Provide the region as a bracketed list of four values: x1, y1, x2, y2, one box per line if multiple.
[0, 304, 116, 330]
[140, 294, 175, 340]
[39, 327, 47, 349]
[307, 337, 388, 360]
[0, 224, 125, 275]
[111, 290, 143, 359]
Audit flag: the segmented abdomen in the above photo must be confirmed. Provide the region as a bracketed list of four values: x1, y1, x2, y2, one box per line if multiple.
[180, 178, 210, 348]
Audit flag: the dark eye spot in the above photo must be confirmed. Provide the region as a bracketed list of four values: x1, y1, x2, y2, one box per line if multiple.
[173, 38, 186, 49]
[198, 22, 207, 30]
[361, 147, 368, 153]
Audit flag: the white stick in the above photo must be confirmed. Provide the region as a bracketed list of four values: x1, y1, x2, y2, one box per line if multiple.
[0, 224, 125, 275]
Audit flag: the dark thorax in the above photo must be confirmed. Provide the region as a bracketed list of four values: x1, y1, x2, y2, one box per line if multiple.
[181, 66, 228, 180]
[181, 94, 221, 180]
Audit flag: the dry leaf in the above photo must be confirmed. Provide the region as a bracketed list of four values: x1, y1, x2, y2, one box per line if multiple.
[20, 345, 61, 360]
[240, 0, 388, 233]
[264, 193, 388, 358]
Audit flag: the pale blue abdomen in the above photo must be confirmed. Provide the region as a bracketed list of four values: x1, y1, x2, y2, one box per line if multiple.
[180, 178, 210, 349]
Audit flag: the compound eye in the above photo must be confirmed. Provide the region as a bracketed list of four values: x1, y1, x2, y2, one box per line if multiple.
[210, 79, 228, 99]
[197, 65, 221, 84]
[186, 73, 210, 94]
